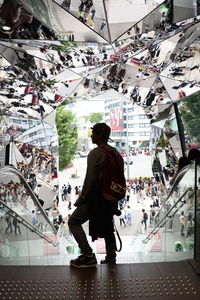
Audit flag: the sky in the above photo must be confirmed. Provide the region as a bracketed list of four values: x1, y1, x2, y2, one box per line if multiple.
[67, 101, 104, 118]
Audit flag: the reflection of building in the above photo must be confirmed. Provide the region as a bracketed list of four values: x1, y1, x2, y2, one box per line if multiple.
[16, 120, 57, 151]
[104, 101, 150, 149]
[2, 116, 41, 145]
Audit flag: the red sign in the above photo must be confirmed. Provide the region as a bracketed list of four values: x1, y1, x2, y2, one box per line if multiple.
[109, 106, 124, 131]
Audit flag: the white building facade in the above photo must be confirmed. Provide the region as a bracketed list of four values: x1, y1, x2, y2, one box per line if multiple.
[104, 100, 151, 150]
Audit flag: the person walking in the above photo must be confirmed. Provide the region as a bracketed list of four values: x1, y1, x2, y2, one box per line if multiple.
[5, 215, 13, 233]
[125, 205, 132, 225]
[67, 184, 72, 209]
[13, 217, 21, 235]
[168, 215, 174, 231]
[119, 207, 126, 226]
[62, 185, 67, 201]
[141, 209, 148, 230]
[180, 211, 186, 236]
[68, 123, 124, 268]
[149, 205, 155, 225]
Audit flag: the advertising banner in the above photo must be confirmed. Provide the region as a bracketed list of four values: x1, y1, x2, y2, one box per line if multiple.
[110, 106, 124, 130]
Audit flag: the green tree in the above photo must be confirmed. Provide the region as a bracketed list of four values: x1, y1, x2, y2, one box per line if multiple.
[89, 112, 103, 124]
[49, 41, 77, 52]
[180, 92, 200, 143]
[56, 105, 78, 171]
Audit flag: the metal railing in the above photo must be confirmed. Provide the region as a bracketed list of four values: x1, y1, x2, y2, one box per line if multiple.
[143, 188, 190, 244]
[0, 165, 57, 235]
[0, 200, 59, 246]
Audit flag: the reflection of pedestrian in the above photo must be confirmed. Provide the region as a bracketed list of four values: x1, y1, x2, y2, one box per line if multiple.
[168, 216, 173, 231]
[180, 211, 186, 236]
[186, 215, 194, 237]
[5, 215, 13, 233]
[61, 0, 71, 10]
[91, 9, 96, 21]
[13, 217, 21, 235]
[100, 19, 107, 31]
[31, 210, 39, 227]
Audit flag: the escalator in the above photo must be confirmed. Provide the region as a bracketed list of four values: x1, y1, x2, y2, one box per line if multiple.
[140, 161, 197, 261]
[0, 165, 67, 265]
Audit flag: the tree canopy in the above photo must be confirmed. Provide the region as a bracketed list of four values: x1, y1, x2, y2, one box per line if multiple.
[180, 92, 200, 143]
[89, 112, 103, 124]
[56, 105, 78, 171]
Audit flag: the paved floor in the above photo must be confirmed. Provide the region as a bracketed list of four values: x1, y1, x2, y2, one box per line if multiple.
[0, 260, 200, 299]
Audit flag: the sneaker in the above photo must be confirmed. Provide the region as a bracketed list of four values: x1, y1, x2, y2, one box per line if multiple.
[100, 258, 116, 264]
[70, 254, 97, 268]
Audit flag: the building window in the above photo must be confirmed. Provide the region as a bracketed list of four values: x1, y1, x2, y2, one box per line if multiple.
[139, 123, 150, 128]
[29, 132, 37, 137]
[139, 114, 147, 119]
[128, 124, 135, 128]
[12, 119, 21, 124]
[139, 132, 150, 136]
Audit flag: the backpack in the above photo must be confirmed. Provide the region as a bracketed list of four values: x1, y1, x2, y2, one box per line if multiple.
[100, 145, 126, 201]
[144, 212, 148, 220]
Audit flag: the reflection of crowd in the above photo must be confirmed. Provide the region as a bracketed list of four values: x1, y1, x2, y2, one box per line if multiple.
[0, 180, 31, 232]
[16, 143, 58, 188]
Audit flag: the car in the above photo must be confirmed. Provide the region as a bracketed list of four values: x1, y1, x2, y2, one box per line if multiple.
[76, 151, 87, 158]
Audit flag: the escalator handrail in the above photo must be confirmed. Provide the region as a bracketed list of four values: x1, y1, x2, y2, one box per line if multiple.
[0, 165, 57, 235]
[142, 163, 196, 244]
[150, 163, 195, 228]
[166, 163, 193, 199]
[0, 200, 59, 246]
[143, 188, 190, 244]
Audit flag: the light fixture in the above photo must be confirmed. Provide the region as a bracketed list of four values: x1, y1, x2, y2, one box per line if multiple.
[0, 25, 13, 34]
[2, 26, 11, 31]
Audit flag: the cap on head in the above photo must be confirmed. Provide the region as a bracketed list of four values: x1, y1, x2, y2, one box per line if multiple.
[91, 123, 111, 141]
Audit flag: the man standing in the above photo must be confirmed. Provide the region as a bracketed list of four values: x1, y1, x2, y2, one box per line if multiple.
[68, 123, 124, 268]
[180, 211, 186, 236]
[141, 209, 148, 230]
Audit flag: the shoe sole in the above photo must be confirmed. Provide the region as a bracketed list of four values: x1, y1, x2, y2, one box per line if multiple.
[70, 262, 97, 268]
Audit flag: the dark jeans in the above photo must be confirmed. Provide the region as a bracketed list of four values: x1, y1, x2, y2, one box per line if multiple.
[68, 203, 117, 260]
[141, 219, 147, 230]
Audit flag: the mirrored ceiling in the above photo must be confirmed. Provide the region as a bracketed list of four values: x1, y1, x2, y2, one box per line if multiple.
[0, 0, 199, 173]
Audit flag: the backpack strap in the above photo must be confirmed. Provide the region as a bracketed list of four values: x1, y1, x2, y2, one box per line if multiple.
[114, 220, 122, 252]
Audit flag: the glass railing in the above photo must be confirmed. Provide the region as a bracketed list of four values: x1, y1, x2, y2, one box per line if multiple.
[130, 163, 196, 263]
[0, 162, 198, 265]
[0, 165, 63, 265]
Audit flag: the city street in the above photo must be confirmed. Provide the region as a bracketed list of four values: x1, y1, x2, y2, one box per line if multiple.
[59, 152, 153, 188]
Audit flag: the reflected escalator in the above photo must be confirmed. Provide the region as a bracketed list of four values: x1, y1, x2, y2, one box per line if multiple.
[140, 162, 196, 261]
